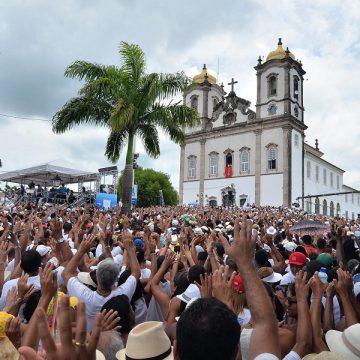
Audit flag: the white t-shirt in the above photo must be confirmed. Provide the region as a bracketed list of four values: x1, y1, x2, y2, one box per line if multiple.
[67, 275, 137, 332]
[238, 308, 251, 326]
[0, 275, 41, 311]
[140, 268, 151, 280]
[5, 259, 15, 273]
[134, 297, 147, 325]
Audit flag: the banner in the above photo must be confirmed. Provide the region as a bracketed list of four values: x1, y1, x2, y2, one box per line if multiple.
[131, 184, 138, 206]
[225, 165, 232, 178]
[95, 192, 118, 209]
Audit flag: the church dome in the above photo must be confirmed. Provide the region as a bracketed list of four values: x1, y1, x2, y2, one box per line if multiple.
[193, 64, 217, 85]
[266, 38, 295, 61]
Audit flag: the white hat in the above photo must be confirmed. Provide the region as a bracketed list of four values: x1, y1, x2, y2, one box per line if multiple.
[201, 226, 209, 232]
[48, 257, 59, 268]
[116, 321, 173, 360]
[226, 225, 233, 231]
[171, 219, 179, 227]
[193, 227, 203, 236]
[36, 245, 52, 257]
[176, 283, 200, 304]
[261, 271, 283, 284]
[266, 226, 276, 236]
[326, 324, 360, 360]
[285, 242, 297, 252]
[347, 231, 354, 237]
[216, 224, 224, 229]
[77, 272, 97, 288]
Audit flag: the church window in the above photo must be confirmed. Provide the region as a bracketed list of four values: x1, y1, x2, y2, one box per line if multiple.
[315, 165, 319, 182]
[266, 144, 277, 171]
[336, 203, 341, 216]
[294, 107, 299, 118]
[240, 148, 250, 174]
[336, 175, 340, 189]
[190, 95, 198, 111]
[294, 134, 299, 147]
[223, 149, 234, 178]
[268, 76, 277, 96]
[330, 172, 333, 187]
[323, 199, 328, 216]
[323, 169, 327, 185]
[330, 201, 334, 217]
[209, 152, 218, 177]
[345, 193, 348, 202]
[315, 198, 320, 214]
[268, 103, 277, 116]
[306, 161, 311, 179]
[345, 210, 349, 219]
[187, 156, 196, 179]
[294, 76, 299, 100]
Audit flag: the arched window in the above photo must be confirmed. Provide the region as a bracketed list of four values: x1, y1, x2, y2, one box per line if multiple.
[336, 203, 341, 216]
[240, 147, 250, 174]
[187, 155, 196, 179]
[266, 144, 278, 171]
[190, 95, 198, 111]
[330, 201, 334, 217]
[209, 152, 218, 177]
[294, 76, 299, 100]
[323, 169, 327, 185]
[268, 76, 277, 96]
[315, 197, 320, 214]
[323, 199, 328, 216]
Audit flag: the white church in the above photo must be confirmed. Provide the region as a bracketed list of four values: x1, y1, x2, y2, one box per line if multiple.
[179, 39, 360, 219]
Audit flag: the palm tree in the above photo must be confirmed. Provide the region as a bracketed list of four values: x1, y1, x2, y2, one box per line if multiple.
[52, 42, 199, 214]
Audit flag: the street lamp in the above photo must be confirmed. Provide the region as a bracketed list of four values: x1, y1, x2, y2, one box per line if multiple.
[52, 175, 62, 187]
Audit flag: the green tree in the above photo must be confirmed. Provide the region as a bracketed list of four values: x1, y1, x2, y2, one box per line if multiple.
[52, 42, 199, 214]
[118, 167, 178, 207]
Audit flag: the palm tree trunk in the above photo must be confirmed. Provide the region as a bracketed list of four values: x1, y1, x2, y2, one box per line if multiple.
[121, 134, 134, 215]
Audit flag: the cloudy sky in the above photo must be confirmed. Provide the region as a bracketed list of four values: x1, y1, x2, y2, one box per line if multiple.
[0, 0, 360, 192]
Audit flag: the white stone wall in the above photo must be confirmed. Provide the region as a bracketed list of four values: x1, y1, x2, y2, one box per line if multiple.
[291, 130, 303, 204]
[182, 181, 200, 205]
[260, 173, 283, 206]
[184, 142, 201, 180]
[184, 89, 203, 134]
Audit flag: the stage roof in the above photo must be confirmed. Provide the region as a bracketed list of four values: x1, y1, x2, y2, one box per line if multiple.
[0, 160, 98, 186]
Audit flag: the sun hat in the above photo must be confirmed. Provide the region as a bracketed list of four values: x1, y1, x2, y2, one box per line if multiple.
[325, 323, 360, 360]
[0, 336, 19, 360]
[232, 274, 244, 293]
[302, 352, 346, 360]
[36, 245, 52, 257]
[258, 267, 283, 283]
[288, 252, 307, 266]
[77, 272, 97, 288]
[116, 321, 173, 360]
[0, 311, 14, 337]
[266, 226, 276, 236]
[176, 283, 200, 304]
[284, 242, 297, 252]
[317, 253, 333, 268]
[193, 227, 203, 236]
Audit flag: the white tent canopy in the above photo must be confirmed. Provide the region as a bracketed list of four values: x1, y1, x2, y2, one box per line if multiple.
[0, 160, 99, 186]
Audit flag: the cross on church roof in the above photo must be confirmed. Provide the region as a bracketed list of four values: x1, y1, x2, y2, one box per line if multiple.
[228, 78, 238, 92]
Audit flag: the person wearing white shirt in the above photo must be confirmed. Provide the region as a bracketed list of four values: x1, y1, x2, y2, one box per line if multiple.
[62, 237, 140, 332]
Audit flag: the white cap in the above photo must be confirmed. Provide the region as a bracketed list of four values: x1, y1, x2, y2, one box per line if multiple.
[285, 242, 297, 252]
[266, 226, 276, 236]
[36, 245, 52, 257]
[171, 219, 179, 226]
[176, 283, 200, 304]
[193, 227, 203, 236]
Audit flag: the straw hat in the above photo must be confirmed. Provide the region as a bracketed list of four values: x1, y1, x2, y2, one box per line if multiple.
[116, 321, 173, 360]
[302, 351, 346, 359]
[0, 336, 19, 360]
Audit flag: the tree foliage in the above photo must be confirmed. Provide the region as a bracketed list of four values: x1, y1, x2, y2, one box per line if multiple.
[118, 167, 178, 207]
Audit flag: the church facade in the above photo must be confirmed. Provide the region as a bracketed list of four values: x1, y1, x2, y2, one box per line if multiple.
[178, 39, 360, 219]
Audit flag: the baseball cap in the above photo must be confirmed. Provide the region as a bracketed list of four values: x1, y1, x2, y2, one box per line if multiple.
[288, 252, 307, 266]
[36, 245, 52, 257]
[176, 283, 200, 304]
[232, 274, 244, 293]
[317, 253, 333, 268]
[284, 242, 297, 252]
[134, 238, 144, 248]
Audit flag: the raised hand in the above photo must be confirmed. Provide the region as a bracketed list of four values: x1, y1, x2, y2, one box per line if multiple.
[333, 268, 352, 297]
[295, 270, 310, 302]
[17, 273, 35, 303]
[40, 262, 58, 300]
[5, 316, 22, 349]
[18, 296, 104, 360]
[309, 272, 325, 299]
[212, 265, 236, 311]
[101, 309, 121, 332]
[195, 273, 212, 298]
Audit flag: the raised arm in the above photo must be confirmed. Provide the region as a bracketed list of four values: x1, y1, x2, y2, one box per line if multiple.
[221, 216, 280, 359]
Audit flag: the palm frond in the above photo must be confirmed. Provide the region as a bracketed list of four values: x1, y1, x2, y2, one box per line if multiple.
[108, 102, 135, 133]
[137, 124, 160, 158]
[105, 130, 128, 163]
[119, 42, 146, 84]
[156, 72, 191, 100]
[52, 96, 111, 133]
[64, 61, 113, 81]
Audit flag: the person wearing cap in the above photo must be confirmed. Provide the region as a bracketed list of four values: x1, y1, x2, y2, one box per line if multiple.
[280, 252, 307, 286]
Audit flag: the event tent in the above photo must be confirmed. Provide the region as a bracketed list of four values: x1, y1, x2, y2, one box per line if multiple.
[0, 160, 99, 186]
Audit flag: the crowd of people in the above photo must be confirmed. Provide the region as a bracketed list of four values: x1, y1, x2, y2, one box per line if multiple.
[0, 201, 360, 359]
